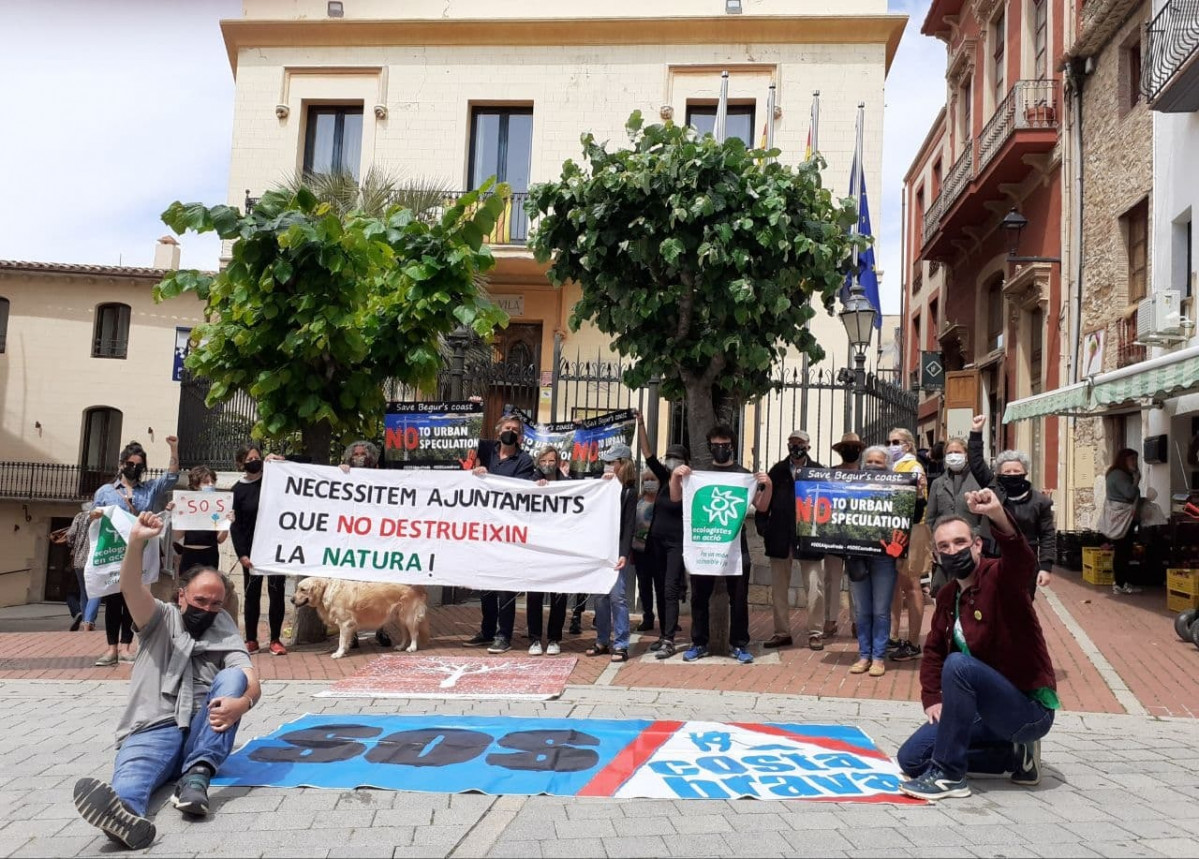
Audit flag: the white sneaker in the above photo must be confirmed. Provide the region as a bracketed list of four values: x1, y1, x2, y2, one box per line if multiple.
[1112, 583, 1143, 595]
[546, 641, 561, 656]
[528, 641, 543, 656]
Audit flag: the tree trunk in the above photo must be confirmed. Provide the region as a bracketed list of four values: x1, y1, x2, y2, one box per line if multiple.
[683, 381, 730, 654]
[292, 418, 336, 646]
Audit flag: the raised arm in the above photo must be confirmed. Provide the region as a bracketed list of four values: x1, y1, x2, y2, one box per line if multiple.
[635, 410, 653, 460]
[121, 512, 164, 629]
[966, 488, 1035, 587]
[967, 415, 995, 489]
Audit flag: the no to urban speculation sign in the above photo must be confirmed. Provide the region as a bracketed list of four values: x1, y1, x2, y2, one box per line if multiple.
[793, 468, 919, 558]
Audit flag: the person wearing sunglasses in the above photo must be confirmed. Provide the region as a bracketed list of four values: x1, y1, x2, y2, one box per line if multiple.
[887, 428, 930, 664]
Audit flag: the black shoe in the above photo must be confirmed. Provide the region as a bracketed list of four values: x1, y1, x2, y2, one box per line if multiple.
[1011, 740, 1041, 786]
[70, 613, 83, 632]
[350, 635, 361, 650]
[487, 636, 512, 654]
[171, 766, 212, 817]
[890, 640, 922, 662]
[463, 633, 490, 647]
[885, 637, 901, 653]
[569, 620, 582, 635]
[654, 639, 676, 660]
[636, 617, 656, 632]
[73, 777, 156, 850]
[374, 629, 392, 648]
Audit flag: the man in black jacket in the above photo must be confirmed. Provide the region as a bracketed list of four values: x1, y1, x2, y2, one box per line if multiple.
[756, 430, 828, 651]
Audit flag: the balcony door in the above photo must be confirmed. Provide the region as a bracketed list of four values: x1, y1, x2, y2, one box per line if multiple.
[80, 407, 122, 497]
[469, 107, 533, 242]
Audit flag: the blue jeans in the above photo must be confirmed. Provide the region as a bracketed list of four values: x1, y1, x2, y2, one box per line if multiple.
[849, 556, 897, 660]
[594, 574, 630, 650]
[111, 668, 248, 816]
[897, 652, 1055, 781]
[70, 568, 101, 624]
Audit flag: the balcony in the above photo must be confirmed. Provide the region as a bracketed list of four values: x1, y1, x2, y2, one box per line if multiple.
[0, 462, 166, 502]
[941, 144, 974, 216]
[1117, 316, 1147, 368]
[978, 80, 1060, 172]
[1144, 0, 1199, 112]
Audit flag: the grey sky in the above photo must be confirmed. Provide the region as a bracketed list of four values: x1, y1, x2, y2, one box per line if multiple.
[0, 0, 944, 316]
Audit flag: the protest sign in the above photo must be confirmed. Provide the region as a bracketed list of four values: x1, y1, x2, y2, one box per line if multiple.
[384, 402, 483, 470]
[682, 471, 758, 576]
[83, 506, 161, 599]
[567, 409, 637, 478]
[171, 490, 233, 531]
[248, 462, 620, 592]
[793, 468, 919, 558]
[518, 417, 576, 470]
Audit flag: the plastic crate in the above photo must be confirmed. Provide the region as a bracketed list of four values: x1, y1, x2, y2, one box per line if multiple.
[1167, 589, 1199, 613]
[1082, 547, 1114, 570]
[1083, 563, 1115, 586]
[1167, 568, 1199, 597]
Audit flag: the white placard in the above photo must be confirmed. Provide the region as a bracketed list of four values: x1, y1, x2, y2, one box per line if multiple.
[83, 506, 161, 599]
[171, 490, 234, 531]
[682, 471, 758, 576]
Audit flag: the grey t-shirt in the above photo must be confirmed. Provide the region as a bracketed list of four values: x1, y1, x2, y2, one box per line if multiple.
[114, 600, 251, 747]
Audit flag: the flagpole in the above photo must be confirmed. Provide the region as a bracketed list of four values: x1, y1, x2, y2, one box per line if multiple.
[798, 90, 822, 426]
[811, 90, 820, 154]
[714, 70, 729, 143]
[765, 82, 776, 160]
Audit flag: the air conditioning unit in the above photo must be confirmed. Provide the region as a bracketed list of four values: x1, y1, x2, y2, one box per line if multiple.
[1136, 290, 1184, 344]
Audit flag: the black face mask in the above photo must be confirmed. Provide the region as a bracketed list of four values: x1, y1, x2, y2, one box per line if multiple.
[182, 603, 220, 639]
[121, 463, 145, 482]
[499, 430, 518, 447]
[244, 459, 263, 475]
[788, 444, 808, 460]
[998, 474, 1031, 498]
[940, 546, 977, 580]
[841, 450, 861, 464]
[709, 443, 733, 465]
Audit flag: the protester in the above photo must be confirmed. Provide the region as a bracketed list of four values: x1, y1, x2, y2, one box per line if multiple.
[467, 413, 537, 653]
[172, 467, 229, 575]
[1101, 447, 1143, 596]
[632, 468, 664, 632]
[671, 425, 769, 665]
[897, 489, 1057, 800]
[93, 438, 181, 666]
[231, 442, 288, 656]
[73, 511, 260, 849]
[926, 441, 946, 482]
[635, 411, 689, 659]
[343, 439, 380, 469]
[968, 415, 1056, 596]
[888, 427, 929, 663]
[757, 429, 827, 651]
[527, 446, 571, 655]
[825, 432, 865, 639]
[64, 501, 101, 632]
[926, 438, 986, 597]
[589, 444, 636, 662]
[849, 445, 900, 677]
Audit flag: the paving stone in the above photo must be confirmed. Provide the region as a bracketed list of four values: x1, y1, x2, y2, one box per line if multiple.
[552, 817, 616, 839]
[604, 835, 669, 858]
[671, 815, 734, 834]
[485, 840, 543, 859]
[611, 815, 677, 837]
[718, 830, 791, 856]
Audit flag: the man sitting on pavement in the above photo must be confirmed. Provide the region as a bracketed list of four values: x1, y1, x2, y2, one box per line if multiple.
[73, 511, 260, 850]
[896, 488, 1057, 800]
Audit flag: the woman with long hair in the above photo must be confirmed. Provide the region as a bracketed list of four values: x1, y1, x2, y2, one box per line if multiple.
[527, 446, 571, 655]
[888, 427, 929, 663]
[849, 445, 900, 677]
[1103, 447, 1142, 595]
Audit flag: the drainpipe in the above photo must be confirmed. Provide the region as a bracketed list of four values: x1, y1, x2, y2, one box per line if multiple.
[1064, 57, 1087, 529]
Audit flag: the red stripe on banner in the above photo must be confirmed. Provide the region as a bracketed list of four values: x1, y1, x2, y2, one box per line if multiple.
[729, 723, 891, 761]
[577, 720, 685, 797]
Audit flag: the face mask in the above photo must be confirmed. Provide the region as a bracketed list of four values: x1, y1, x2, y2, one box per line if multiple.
[940, 545, 977, 580]
[499, 430, 518, 447]
[181, 602, 219, 639]
[945, 453, 967, 472]
[538, 463, 558, 477]
[122, 463, 145, 481]
[998, 474, 1031, 497]
[663, 457, 684, 471]
[643, 480, 659, 493]
[200, 484, 216, 492]
[603, 463, 616, 474]
[244, 459, 263, 475]
[349, 455, 368, 467]
[709, 443, 733, 465]
[888, 444, 905, 462]
[789, 444, 808, 460]
[841, 450, 861, 464]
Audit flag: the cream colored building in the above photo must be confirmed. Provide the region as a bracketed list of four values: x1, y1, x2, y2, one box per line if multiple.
[0, 238, 205, 607]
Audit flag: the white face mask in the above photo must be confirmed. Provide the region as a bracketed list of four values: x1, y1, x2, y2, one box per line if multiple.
[945, 453, 967, 472]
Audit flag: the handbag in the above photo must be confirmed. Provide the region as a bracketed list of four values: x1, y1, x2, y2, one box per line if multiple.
[1096, 499, 1135, 540]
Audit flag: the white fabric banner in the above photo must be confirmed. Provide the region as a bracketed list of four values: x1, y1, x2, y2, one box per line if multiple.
[83, 506, 161, 599]
[682, 471, 758, 576]
[249, 462, 621, 593]
[171, 490, 234, 531]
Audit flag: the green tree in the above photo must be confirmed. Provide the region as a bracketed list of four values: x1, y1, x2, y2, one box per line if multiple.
[527, 112, 864, 466]
[154, 181, 511, 464]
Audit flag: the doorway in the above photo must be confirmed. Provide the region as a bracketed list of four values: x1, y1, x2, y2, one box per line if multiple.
[481, 323, 541, 430]
[43, 517, 75, 603]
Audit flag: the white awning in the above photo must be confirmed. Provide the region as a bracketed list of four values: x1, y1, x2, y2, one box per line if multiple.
[1003, 381, 1092, 423]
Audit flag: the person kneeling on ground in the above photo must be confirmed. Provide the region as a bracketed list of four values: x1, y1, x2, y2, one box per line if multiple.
[74, 511, 260, 850]
[896, 488, 1057, 801]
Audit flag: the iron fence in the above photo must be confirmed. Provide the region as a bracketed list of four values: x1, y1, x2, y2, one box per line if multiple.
[941, 144, 974, 215]
[1143, 0, 1199, 102]
[0, 462, 166, 502]
[177, 371, 259, 471]
[979, 79, 1060, 172]
[548, 348, 652, 424]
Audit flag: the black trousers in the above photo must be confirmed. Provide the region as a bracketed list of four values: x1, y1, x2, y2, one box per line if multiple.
[689, 567, 751, 650]
[650, 537, 687, 642]
[481, 591, 517, 640]
[104, 593, 133, 646]
[527, 592, 568, 642]
[243, 568, 285, 643]
[570, 593, 587, 620]
[1112, 529, 1137, 587]
[633, 547, 666, 630]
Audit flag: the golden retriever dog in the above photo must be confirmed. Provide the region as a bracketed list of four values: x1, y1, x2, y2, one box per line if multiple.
[292, 577, 429, 659]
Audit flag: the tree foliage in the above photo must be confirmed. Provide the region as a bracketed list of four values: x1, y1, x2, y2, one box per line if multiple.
[154, 181, 510, 462]
[527, 112, 865, 461]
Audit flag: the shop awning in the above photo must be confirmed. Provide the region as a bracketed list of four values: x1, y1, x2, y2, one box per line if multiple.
[1091, 345, 1199, 406]
[1003, 381, 1092, 423]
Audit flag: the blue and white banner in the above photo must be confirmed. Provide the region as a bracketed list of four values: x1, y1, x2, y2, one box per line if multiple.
[384, 402, 483, 470]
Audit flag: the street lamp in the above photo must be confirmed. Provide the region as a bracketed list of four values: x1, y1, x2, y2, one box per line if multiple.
[840, 281, 877, 434]
[1002, 207, 1061, 264]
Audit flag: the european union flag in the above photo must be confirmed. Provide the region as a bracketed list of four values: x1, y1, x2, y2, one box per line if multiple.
[843, 152, 882, 329]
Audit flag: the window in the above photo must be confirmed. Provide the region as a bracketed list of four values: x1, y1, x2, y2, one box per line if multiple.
[92, 303, 130, 359]
[303, 106, 363, 178]
[1032, 0, 1048, 80]
[912, 312, 922, 361]
[959, 79, 973, 149]
[993, 10, 1007, 108]
[932, 159, 943, 195]
[686, 103, 756, 148]
[928, 298, 939, 343]
[1127, 40, 1143, 109]
[80, 407, 122, 474]
[986, 278, 1005, 352]
[1029, 307, 1044, 394]
[1124, 199, 1149, 303]
[0, 297, 8, 353]
[916, 187, 925, 246]
[469, 107, 534, 193]
[1175, 214, 1193, 321]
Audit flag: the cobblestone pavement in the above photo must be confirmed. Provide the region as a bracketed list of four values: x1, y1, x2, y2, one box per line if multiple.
[3, 679, 1199, 859]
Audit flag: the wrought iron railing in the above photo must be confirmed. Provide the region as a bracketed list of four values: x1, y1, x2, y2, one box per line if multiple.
[979, 79, 1060, 172]
[0, 462, 166, 502]
[1117, 316, 1147, 368]
[922, 193, 944, 245]
[92, 337, 128, 359]
[941, 144, 974, 217]
[1143, 0, 1199, 103]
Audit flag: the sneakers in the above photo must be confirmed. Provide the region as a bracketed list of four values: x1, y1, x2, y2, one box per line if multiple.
[546, 641, 561, 656]
[682, 644, 709, 662]
[245, 640, 260, 654]
[885, 637, 901, 653]
[1112, 583, 1143, 595]
[462, 633, 489, 647]
[528, 641, 543, 656]
[487, 636, 512, 654]
[654, 640, 676, 660]
[119, 651, 137, 664]
[899, 767, 971, 801]
[1011, 740, 1041, 786]
[808, 634, 824, 651]
[890, 640, 921, 662]
[170, 766, 212, 816]
[73, 777, 156, 850]
[268, 640, 288, 656]
[731, 647, 754, 665]
[93, 652, 118, 667]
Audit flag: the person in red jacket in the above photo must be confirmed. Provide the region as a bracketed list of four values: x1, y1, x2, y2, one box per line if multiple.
[897, 488, 1057, 801]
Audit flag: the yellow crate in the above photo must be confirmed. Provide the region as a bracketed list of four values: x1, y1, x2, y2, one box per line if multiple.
[1167, 568, 1199, 597]
[1082, 548, 1114, 572]
[1167, 589, 1199, 613]
[1083, 563, 1115, 586]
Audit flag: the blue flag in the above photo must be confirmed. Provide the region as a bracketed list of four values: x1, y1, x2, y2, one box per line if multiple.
[843, 152, 882, 329]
